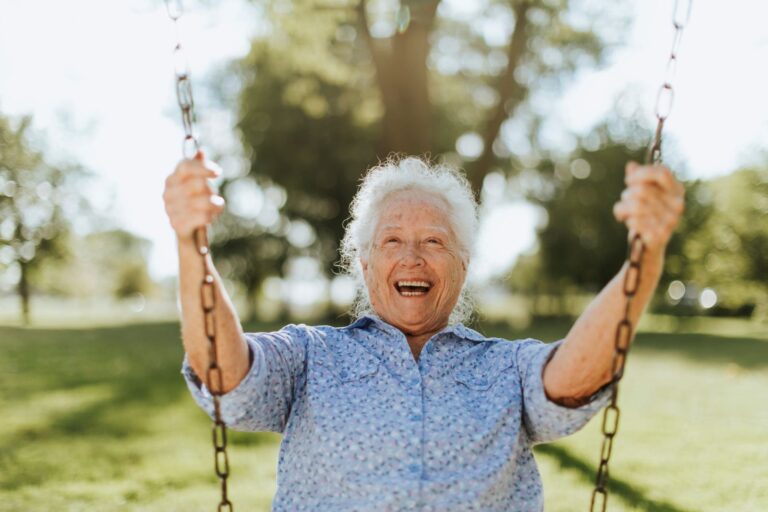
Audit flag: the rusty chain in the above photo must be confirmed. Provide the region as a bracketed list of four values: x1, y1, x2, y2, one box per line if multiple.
[589, 1, 692, 510]
[164, 1, 233, 511]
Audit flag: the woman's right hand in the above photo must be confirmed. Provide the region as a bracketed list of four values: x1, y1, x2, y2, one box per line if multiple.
[162, 150, 226, 242]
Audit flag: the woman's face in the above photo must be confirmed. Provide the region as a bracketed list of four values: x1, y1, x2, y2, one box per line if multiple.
[361, 190, 468, 336]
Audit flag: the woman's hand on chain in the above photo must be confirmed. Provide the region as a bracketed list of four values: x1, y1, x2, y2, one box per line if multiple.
[162, 150, 225, 242]
[613, 161, 685, 255]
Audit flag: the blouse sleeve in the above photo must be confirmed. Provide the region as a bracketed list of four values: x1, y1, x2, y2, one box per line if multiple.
[181, 324, 310, 433]
[516, 339, 611, 444]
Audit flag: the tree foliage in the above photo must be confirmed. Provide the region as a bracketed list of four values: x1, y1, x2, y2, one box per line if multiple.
[533, 144, 643, 289]
[210, 0, 627, 317]
[85, 230, 155, 300]
[668, 167, 768, 316]
[33, 228, 156, 303]
[509, 124, 767, 318]
[0, 114, 88, 324]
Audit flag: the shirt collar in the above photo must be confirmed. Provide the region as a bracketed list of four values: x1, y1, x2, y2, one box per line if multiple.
[344, 314, 487, 343]
[442, 322, 487, 342]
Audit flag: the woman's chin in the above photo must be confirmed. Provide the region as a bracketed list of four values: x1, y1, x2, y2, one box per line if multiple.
[390, 309, 440, 331]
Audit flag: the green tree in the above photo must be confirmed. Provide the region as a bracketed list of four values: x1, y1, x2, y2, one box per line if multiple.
[513, 124, 714, 307]
[527, 133, 646, 291]
[86, 230, 155, 300]
[210, 0, 626, 317]
[673, 167, 768, 317]
[0, 114, 88, 325]
[36, 229, 155, 301]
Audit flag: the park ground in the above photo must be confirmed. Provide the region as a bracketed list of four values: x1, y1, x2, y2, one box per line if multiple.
[1, 314, 767, 511]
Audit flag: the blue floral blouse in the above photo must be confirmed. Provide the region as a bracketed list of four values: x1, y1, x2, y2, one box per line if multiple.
[182, 314, 609, 511]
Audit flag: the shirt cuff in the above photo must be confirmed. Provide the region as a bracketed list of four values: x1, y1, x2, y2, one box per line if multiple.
[541, 340, 611, 412]
[523, 340, 612, 442]
[180, 337, 262, 425]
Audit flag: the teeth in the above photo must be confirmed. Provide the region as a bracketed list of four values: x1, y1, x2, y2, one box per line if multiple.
[396, 280, 430, 297]
[397, 281, 431, 287]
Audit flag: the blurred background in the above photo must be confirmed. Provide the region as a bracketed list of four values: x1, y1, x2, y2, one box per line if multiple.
[1, 0, 766, 511]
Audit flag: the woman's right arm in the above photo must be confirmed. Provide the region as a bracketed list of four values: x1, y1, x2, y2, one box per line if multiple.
[163, 151, 249, 394]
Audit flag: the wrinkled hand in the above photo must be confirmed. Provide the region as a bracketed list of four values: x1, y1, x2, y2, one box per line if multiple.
[162, 150, 226, 242]
[613, 161, 685, 254]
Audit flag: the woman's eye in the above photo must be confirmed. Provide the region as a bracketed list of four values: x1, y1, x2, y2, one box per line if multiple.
[426, 238, 441, 245]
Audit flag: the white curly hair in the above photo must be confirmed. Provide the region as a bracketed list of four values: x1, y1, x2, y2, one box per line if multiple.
[338, 156, 479, 325]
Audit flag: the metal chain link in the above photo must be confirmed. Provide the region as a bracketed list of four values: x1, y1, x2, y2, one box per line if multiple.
[646, 0, 692, 166]
[590, 1, 692, 510]
[164, 2, 234, 511]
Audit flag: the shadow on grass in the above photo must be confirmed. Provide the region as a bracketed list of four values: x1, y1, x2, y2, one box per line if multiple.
[536, 444, 694, 512]
[229, 430, 282, 447]
[633, 331, 768, 370]
[0, 322, 191, 489]
[0, 321, 288, 490]
[477, 318, 768, 370]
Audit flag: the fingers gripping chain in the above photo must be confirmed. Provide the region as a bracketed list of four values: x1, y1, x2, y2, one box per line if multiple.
[590, 3, 692, 510]
[164, 2, 234, 510]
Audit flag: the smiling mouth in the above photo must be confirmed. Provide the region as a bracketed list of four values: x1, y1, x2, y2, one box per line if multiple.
[394, 280, 432, 297]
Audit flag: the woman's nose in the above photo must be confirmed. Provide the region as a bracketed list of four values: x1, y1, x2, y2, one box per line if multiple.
[398, 243, 425, 267]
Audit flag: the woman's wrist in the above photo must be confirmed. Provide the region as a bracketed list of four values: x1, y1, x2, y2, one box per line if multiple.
[639, 244, 666, 281]
[176, 233, 199, 253]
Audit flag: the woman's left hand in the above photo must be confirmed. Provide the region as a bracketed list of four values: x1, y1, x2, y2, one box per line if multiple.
[613, 161, 685, 255]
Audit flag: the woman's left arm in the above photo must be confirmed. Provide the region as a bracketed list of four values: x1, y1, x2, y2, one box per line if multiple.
[543, 162, 685, 406]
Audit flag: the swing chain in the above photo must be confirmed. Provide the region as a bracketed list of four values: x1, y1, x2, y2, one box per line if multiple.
[590, 1, 691, 510]
[589, 235, 643, 512]
[648, 0, 692, 165]
[165, 2, 233, 511]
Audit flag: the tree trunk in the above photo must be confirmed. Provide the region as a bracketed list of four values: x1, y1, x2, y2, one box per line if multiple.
[468, 1, 531, 196]
[18, 260, 30, 326]
[245, 289, 259, 324]
[359, 0, 439, 157]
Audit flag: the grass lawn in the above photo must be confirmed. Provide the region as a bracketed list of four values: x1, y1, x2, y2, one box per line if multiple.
[1, 317, 766, 511]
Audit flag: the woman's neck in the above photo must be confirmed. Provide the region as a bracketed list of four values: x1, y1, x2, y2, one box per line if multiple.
[405, 329, 441, 360]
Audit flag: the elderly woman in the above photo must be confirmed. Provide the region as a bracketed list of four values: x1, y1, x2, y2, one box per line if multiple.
[163, 154, 684, 511]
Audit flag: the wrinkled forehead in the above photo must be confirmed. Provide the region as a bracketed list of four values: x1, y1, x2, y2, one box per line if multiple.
[377, 223, 452, 236]
[374, 189, 453, 231]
